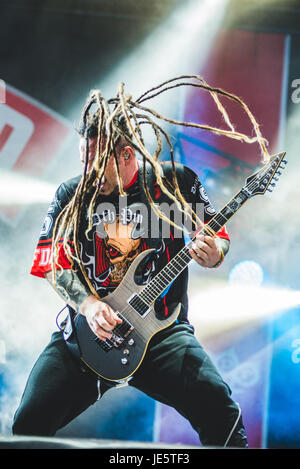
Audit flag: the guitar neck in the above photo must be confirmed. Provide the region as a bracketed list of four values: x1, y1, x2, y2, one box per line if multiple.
[138, 187, 250, 305]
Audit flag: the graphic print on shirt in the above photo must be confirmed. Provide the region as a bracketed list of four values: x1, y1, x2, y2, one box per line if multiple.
[79, 202, 164, 295]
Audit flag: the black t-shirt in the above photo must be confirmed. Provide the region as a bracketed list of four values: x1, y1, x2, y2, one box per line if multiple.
[31, 161, 229, 323]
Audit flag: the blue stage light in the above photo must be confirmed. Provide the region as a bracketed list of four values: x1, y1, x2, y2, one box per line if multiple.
[229, 260, 264, 286]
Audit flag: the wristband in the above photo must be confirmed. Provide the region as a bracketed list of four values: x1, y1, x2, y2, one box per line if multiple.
[213, 248, 224, 268]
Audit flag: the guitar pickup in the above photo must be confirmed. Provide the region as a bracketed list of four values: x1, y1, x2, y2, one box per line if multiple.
[127, 294, 151, 317]
[94, 333, 124, 351]
[115, 313, 134, 338]
[94, 337, 113, 352]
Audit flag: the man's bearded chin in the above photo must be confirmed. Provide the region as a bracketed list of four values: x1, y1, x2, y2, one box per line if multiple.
[100, 184, 122, 197]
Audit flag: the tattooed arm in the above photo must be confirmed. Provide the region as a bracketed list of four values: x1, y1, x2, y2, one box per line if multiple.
[45, 270, 122, 340]
[45, 270, 90, 311]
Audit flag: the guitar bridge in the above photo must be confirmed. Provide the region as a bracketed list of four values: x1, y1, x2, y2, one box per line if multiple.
[94, 313, 134, 352]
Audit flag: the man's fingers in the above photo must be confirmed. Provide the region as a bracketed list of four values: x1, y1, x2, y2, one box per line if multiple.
[95, 312, 115, 331]
[90, 303, 123, 340]
[189, 248, 206, 265]
[201, 235, 216, 248]
[191, 241, 209, 259]
[84, 298, 123, 339]
[102, 305, 122, 328]
[195, 234, 217, 250]
[190, 233, 222, 268]
[92, 321, 113, 340]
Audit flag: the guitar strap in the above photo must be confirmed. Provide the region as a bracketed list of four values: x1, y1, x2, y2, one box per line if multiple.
[63, 306, 82, 359]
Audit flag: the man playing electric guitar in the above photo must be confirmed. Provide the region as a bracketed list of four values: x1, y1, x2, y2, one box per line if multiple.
[12, 88, 248, 448]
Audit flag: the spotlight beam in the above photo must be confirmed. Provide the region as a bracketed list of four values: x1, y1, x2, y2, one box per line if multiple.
[71, 0, 229, 121]
[0, 170, 57, 206]
[189, 284, 300, 340]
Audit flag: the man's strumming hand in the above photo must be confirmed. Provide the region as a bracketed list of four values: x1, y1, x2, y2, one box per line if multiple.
[79, 295, 122, 341]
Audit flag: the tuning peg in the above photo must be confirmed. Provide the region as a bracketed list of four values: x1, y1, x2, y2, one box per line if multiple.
[282, 159, 288, 164]
[267, 188, 273, 193]
[271, 183, 276, 187]
[276, 171, 282, 175]
[273, 177, 279, 181]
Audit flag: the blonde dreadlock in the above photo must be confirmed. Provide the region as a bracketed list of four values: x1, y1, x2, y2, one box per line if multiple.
[51, 75, 270, 299]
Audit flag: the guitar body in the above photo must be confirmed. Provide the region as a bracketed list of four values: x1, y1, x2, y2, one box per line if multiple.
[74, 249, 181, 381]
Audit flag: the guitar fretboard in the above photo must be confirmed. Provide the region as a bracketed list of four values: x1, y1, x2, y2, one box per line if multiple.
[138, 188, 250, 305]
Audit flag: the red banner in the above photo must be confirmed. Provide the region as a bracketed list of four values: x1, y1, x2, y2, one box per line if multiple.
[0, 83, 73, 223]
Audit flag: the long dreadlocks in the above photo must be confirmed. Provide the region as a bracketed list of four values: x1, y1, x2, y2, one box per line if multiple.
[51, 74, 270, 299]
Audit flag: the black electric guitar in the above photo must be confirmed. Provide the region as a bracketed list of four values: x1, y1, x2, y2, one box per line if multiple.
[71, 152, 287, 382]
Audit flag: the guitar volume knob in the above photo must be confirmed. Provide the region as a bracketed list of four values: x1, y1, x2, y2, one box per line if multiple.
[121, 358, 128, 365]
[128, 339, 135, 346]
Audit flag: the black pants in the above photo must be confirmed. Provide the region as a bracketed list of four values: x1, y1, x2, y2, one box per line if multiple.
[12, 323, 248, 447]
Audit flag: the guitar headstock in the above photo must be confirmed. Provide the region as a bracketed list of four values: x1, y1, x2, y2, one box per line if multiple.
[244, 152, 287, 196]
